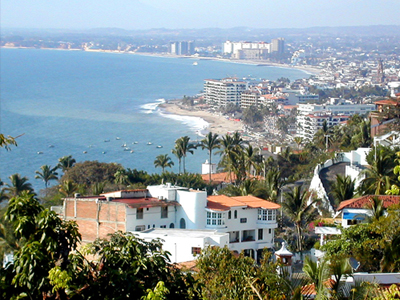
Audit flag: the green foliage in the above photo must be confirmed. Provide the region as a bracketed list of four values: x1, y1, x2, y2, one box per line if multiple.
[196, 246, 292, 300]
[330, 174, 355, 206]
[242, 105, 263, 125]
[174, 136, 196, 173]
[200, 132, 221, 183]
[0, 133, 18, 151]
[154, 154, 174, 173]
[61, 160, 122, 187]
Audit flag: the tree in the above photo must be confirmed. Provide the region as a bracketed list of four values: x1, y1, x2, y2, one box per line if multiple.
[282, 185, 317, 253]
[35, 164, 59, 192]
[61, 160, 122, 187]
[174, 136, 196, 173]
[4, 173, 34, 198]
[200, 132, 220, 183]
[171, 146, 183, 174]
[0, 133, 18, 151]
[330, 174, 355, 206]
[154, 154, 174, 173]
[294, 136, 303, 150]
[1, 192, 81, 299]
[58, 155, 76, 172]
[59, 180, 78, 197]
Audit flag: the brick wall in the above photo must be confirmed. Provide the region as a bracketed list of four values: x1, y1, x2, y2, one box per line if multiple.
[64, 199, 126, 243]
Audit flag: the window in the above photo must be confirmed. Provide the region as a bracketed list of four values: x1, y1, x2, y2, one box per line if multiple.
[206, 211, 225, 226]
[160, 225, 166, 228]
[258, 209, 276, 221]
[169, 223, 175, 228]
[135, 225, 145, 231]
[228, 211, 231, 219]
[137, 208, 143, 219]
[269, 229, 272, 234]
[258, 229, 263, 240]
[192, 247, 201, 255]
[161, 206, 168, 219]
[240, 218, 247, 223]
[234, 210, 237, 219]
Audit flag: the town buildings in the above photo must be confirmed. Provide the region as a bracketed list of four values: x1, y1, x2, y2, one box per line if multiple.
[222, 38, 284, 59]
[63, 183, 281, 263]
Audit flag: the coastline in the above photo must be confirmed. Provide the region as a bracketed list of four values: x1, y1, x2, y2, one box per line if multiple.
[158, 101, 243, 136]
[1, 46, 321, 75]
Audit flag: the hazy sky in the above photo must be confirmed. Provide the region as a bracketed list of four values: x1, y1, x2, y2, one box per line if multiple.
[2, 0, 400, 30]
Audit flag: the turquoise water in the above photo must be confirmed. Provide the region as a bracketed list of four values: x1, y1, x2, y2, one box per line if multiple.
[0, 48, 308, 191]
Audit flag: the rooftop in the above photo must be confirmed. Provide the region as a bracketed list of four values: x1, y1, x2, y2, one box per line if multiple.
[133, 228, 226, 238]
[337, 195, 400, 210]
[207, 194, 281, 211]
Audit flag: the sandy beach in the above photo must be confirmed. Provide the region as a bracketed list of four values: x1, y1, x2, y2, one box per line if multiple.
[159, 102, 243, 136]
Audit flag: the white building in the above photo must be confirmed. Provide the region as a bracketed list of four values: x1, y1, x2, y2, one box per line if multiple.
[204, 78, 247, 107]
[64, 184, 281, 262]
[296, 102, 375, 140]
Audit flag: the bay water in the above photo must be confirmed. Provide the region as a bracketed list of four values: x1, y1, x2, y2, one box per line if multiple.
[0, 48, 308, 192]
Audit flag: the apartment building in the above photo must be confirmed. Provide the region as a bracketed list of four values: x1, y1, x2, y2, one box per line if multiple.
[63, 184, 280, 262]
[204, 78, 247, 107]
[296, 103, 375, 140]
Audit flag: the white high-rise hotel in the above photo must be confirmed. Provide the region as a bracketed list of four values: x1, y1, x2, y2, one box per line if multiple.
[204, 78, 247, 107]
[223, 38, 284, 59]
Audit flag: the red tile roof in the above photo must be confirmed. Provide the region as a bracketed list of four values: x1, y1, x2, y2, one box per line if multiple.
[207, 195, 280, 211]
[337, 195, 400, 211]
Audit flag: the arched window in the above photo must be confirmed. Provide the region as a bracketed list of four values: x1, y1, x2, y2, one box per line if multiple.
[169, 223, 175, 228]
[180, 218, 186, 229]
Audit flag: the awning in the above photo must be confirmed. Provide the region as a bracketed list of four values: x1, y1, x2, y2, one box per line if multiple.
[343, 212, 366, 220]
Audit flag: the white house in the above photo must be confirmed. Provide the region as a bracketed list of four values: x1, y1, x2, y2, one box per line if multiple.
[63, 183, 280, 262]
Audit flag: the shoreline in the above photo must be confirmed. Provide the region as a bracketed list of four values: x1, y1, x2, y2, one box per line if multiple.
[158, 101, 243, 136]
[1, 46, 321, 75]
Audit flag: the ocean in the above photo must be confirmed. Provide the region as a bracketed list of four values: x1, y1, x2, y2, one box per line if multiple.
[0, 48, 308, 192]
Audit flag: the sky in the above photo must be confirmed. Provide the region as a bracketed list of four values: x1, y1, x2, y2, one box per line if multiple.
[1, 0, 400, 30]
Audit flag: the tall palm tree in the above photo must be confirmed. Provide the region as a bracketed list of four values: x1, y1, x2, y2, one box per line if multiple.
[35, 165, 58, 192]
[330, 174, 355, 206]
[171, 146, 183, 174]
[200, 132, 220, 183]
[58, 155, 76, 172]
[4, 174, 34, 198]
[367, 196, 385, 222]
[282, 185, 317, 253]
[293, 136, 303, 150]
[59, 180, 78, 197]
[262, 167, 284, 202]
[154, 154, 174, 173]
[91, 182, 105, 195]
[243, 144, 258, 177]
[114, 169, 131, 188]
[174, 136, 196, 173]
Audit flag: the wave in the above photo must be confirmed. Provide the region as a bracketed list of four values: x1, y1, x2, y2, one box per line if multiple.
[140, 98, 165, 114]
[158, 111, 209, 136]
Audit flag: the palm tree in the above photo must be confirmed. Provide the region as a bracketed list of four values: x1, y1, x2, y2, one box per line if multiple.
[294, 136, 303, 150]
[35, 165, 58, 192]
[282, 185, 317, 253]
[171, 146, 183, 174]
[154, 154, 174, 173]
[91, 182, 105, 195]
[217, 133, 244, 184]
[4, 174, 34, 197]
[330, 174, 355, 206]
[114, 169, 131, 188]
[174, 136, 196, 173]
[59, 180, 78, 197]
[358, 148, 394, 195]
[367, 196, 385, 222]
[58, 155, 76, 172]
[262, 167, 284, 202]
[243, 144, 258, 177]
[200, 132, 220, 183]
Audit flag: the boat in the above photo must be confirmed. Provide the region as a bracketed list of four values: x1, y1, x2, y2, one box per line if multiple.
[133, 141, 138, 144]
[102, 151, 106, 154]
[156, 145, 163, 148]
[48, 145, 54, 148]
[104, 139, 110, 142]
[116, 137, 121, 140]
[130, 150, 134, 153]
[37, 151, 43, 154]
[193, 61, 198, 66]
[123, 147, 131, 151]
[121, 143, 127, 147]
[83, 151, 87, 154]
[147, 142, 153, 145]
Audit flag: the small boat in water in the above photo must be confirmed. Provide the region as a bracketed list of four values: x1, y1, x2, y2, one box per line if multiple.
[104, 139, 110, 142]
[123, 147, 131, 151]
[37, 151, 43, 155]
[83, 151, 87, 154]
[102, 151, 107, 154]
[130, 150, 134, 153]
[133, 141, 138, 144]
[147, 142, 153, 145]
[156, 145, 163, 148]
[121, 143, 127, 147]
[193, 61, 198, 66]
[48, 145, 54, 148]
[116, 137, 121, 140]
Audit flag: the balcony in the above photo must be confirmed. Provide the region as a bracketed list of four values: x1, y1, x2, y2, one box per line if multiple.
[242, 230, 255, 242]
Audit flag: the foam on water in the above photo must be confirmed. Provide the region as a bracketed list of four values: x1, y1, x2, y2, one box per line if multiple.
[140, 99, 165, 114]
[158, 110, 209, 135]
